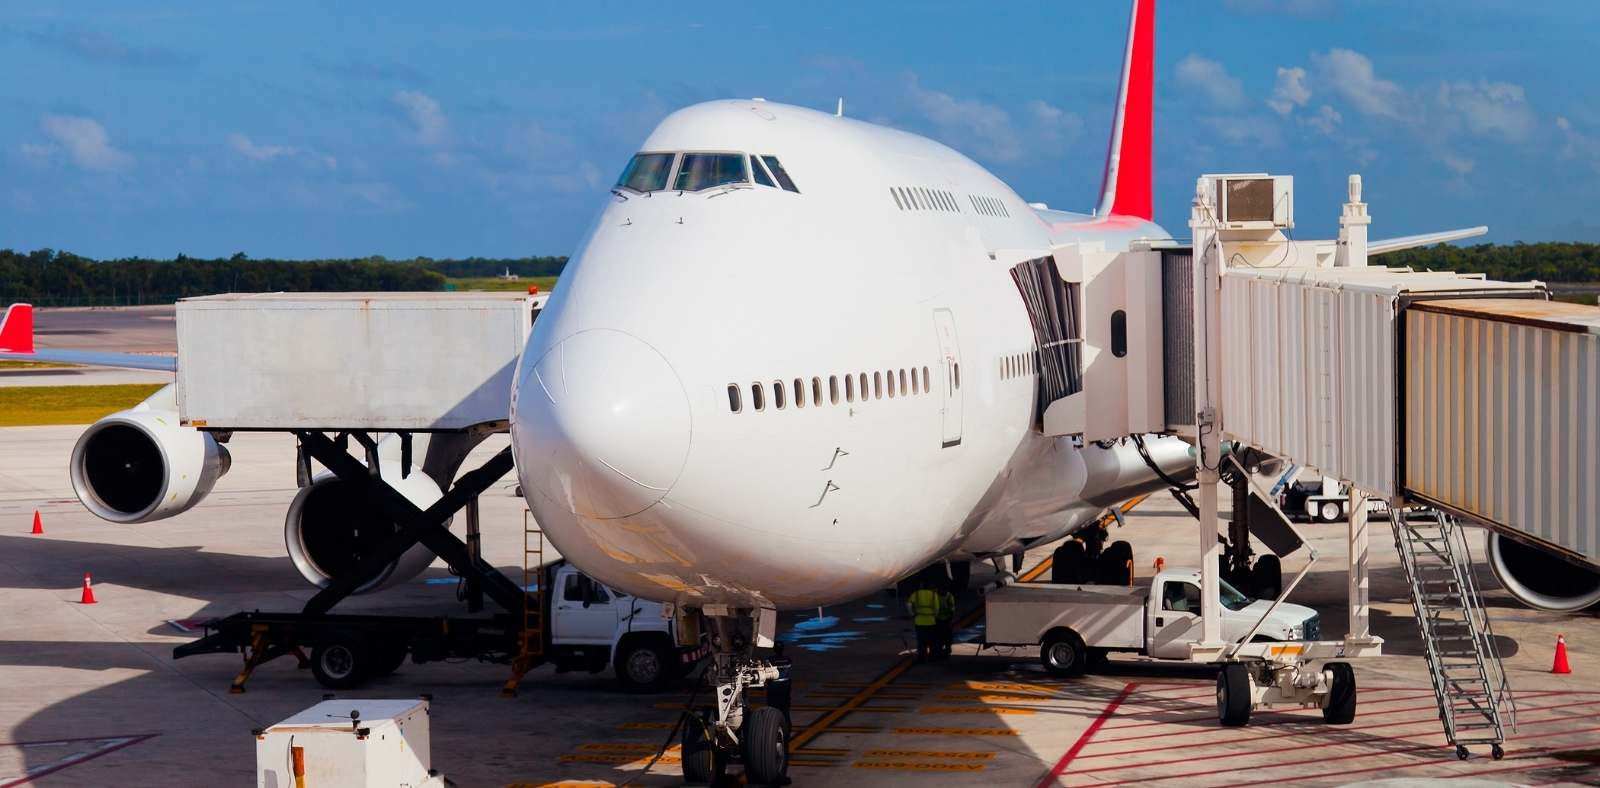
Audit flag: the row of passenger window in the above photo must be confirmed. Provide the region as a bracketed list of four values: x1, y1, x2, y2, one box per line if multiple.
[727, 365, 946, 413]
[1001, 350, 1037, 380]
[890, 186, 960, 213]
[971, 194, 1010, 217]
[616, 151, 799, 194]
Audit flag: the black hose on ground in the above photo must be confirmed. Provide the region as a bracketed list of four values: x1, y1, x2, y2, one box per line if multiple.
[618, 660, 711, 788]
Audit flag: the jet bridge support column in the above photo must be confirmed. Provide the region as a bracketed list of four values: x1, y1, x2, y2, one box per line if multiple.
[1190, 180, 1225, 653]
[1348, 490, 1372, 641]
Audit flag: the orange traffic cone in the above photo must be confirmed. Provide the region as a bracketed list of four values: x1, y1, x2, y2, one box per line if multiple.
[79, 572, 96, 605]
[1153, 556, 1165, 572]
[1552, 634, 1571, 674]
[30, 510, 43, 535]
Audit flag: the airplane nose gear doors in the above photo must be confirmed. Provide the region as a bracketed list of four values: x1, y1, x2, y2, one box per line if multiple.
[681, 611, 792, 786]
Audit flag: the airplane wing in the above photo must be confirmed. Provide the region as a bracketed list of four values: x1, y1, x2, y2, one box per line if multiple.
[1369, 226, 1488, 256]
[0, 303, 177, 372]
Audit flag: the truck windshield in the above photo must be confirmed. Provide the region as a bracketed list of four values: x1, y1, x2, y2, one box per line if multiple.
[1219, 579, 1255, 611]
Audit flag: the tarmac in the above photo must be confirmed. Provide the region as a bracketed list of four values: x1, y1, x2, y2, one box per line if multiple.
[2, 422, 1598, 787]
[0, 305, 175, 387]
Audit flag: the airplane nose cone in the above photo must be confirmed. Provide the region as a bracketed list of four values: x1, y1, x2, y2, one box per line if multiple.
[519, 329, 691, 520]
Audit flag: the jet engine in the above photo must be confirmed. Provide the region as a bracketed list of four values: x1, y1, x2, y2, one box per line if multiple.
[284, 464, 452, 594]
[1487, 532, 1600, 612]
[69, 386, 231, 524]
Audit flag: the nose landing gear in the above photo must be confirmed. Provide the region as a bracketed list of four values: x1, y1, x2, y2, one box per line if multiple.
[680, 610, 792, 787]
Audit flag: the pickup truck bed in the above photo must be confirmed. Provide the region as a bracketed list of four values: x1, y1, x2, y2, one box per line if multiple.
[985, 583, 1146, 650]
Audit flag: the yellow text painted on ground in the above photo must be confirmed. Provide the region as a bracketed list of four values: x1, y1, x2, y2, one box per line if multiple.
[892, 727, 1019, 736]
[947, 681, 1065, 694]
[576, 743, 679, 754]
[557, 753, 681, 766]
[852, 761, 986, 772]
[933, 693, 1063, 703]
[918, 706, 1035, 715]
[863, 749, 996, 760]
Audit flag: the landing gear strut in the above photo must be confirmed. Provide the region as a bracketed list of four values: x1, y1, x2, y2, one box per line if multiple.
[680, 610, 792, 786]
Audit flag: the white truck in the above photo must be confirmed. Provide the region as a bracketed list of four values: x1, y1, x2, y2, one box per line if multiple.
[543, 560, 707, 692]
[984, 568, 1320, 675]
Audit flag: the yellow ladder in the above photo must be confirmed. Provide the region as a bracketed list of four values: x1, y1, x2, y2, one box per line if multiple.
[502, 510, 545, 697]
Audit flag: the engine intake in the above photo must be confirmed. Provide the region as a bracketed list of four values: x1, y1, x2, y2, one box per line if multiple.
[69, 388, 231, 524]
[284, 464, 451, 594]
[1487, 532, 1600, 612]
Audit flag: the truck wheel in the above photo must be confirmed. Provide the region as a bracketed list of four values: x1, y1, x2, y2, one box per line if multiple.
[310, 641, 369, 690]
[742, 706, 789, 786]
[680, 710, 725, 785]
[1322, 662, 1357, 724]
[1252, 555, 1282, 600]
[1040, 629, 1087, 677]
[1317, 500, 1342, 523]
[1051, 541, 1089, 585]
[614, 637, 673, 693]
[369, 639, 409, 677]
[1217, 663, 1251, 726]
[1098, 541, 1133, 585]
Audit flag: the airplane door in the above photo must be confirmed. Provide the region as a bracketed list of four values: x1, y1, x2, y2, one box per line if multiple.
[933, 308, 962, 448]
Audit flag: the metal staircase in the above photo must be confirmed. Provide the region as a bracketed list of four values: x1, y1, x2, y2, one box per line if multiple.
[1389, 508, 1515, 759]
[501, 510, 545, 697]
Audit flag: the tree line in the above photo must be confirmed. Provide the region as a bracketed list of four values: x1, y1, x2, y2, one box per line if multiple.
[1383, 242, 1600, 283]
[0, 249, 569, 306]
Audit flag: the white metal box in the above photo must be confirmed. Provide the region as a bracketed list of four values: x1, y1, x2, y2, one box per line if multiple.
[984, 583, 1146, 650]
[176, 293, 537, 430]
[1204, 173, 1294, 229]
[1219, 267, 1539, 498]
[256, 699, 441, 788]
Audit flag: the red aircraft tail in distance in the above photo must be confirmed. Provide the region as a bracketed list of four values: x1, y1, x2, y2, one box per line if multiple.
[0, 303, 33, 354]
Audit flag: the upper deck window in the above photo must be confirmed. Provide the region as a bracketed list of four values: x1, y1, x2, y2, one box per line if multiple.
[674, 153, 748, 191]
[760, 155, 799, 193]
[617, 152, 675, 193]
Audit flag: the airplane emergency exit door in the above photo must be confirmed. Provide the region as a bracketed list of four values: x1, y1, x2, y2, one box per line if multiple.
[934, 308, 963, 448]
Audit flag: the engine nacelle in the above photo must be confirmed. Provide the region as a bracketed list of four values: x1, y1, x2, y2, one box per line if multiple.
[70, 392, 231, 523]
[1487, 532, 1600, 612]
[284, 464, 452, 594]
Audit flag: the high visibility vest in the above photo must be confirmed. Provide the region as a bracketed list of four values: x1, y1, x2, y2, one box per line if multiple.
[936, 591, 956, 621]
[909, 589, 939, 626]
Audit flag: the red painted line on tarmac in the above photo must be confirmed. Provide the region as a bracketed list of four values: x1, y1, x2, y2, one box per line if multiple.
[1102, 690, 1441, 730]
[1226, 745, 1595, 788]
[1068, 691, 1580, 759]
[0, 734, 156, 788]
[1034, 682, 1136, 788]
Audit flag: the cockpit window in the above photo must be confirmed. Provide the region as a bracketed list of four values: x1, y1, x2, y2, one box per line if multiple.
[674, 153, 747, 191]
[750, 155, 776, 187]
[617, 152, 675, 193]
[760, 155, 799, 193]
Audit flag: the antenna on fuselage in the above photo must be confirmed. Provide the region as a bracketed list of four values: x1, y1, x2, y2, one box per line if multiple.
[835, 98, 844, 117]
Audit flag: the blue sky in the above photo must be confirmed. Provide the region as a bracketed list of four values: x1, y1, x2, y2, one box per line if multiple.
[3, 1, 1599, 259]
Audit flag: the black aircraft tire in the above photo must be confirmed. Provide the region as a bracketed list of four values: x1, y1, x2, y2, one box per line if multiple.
[1253, 555, 1283, 600]
[1099, 541, 1134, 585]
[680, 710, 725, 785]
[1323, 662, 1357, 724]
[310, 641, 370, 690]
[742, 706, 790, 786]
[1217, 663, 1252, 727]
[1052, 541, 1089, 585]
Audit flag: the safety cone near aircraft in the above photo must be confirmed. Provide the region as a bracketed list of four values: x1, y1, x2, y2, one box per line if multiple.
[79, 572, 97, 605]
[30, 510, 43, 535]
[1552, 634, 1571, 674]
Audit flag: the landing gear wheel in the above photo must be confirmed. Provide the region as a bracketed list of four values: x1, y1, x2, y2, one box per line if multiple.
[1040, 629, 1087, 677]
[1052, 541, 1089, 585]
[1318, 500, 1343, 523]
[1217, 663, 1251, 727]
[369, 640, 409, 677]
[1252, 555, 1283, 600]
[1322, 661, 1356, 724]
[614, 638, 673, 693]
[742, 706, 789, 786]
[1456, 745, 1470, 761]
[681, 710, 725, 785]
[1492, 744, 1505, 760]
[1098, 541, 1134, 585]
[310, 641, 368, 690]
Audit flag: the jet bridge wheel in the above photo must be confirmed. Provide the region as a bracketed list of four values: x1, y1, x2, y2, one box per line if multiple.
[1217, 662, 1252, 727]
[1322, 661, 1356, 724]
[310, 640, 370, 690]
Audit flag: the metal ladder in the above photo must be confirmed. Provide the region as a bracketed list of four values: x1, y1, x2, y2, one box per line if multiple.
[1389, 508, 1515, 759]
[501, 511, 545, 697]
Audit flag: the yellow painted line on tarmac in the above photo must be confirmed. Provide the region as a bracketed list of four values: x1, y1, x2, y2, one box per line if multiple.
[893, 726, 1019, 736]
[934, 693, 1065, 703]
[853, 760, 986, 772]
[863, 749, 996, 760]
[507, 781, 616, 788]
[918, 706, 1036, 715]
[947, 681, 1066, 694]
[558, 753, 681, 766]
[576, 743, 679, 754]
[616, 721, 674, 731]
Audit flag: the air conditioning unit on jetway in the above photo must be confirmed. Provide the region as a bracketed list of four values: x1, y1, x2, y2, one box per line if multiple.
[1207, 173, 1294, 231]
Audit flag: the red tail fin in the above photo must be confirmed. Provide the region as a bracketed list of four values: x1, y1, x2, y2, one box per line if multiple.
[0, 304, 35, 353]
[1095, 0, 1154, 221]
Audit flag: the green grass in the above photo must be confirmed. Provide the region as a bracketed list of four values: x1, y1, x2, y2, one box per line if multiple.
[0, 383, 166, 427]
[446, 276, 559, 293]
[0, 360, 80, 369]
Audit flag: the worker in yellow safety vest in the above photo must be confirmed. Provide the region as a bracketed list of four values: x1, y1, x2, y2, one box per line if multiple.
[906, 578, 940, 663]
[935, 583, 957, 661]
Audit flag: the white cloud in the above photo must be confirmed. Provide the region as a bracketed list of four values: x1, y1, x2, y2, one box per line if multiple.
[228, 132, 297, 161]
[1303, 104, 1342, 135]
[1438, 152, 1476, 175]
[1026, 99, 1084, 154]
[1201, 115, 1281, 148]
[1557, 116, 1600, 175]
[1266, 66, 1311, 115]
[1176, 54, 1246, 109]
[906, 75, 1022, 163]
[1436, 81, 1535, 143]
[38, 114, 132, 171]
[393, 90, 449, 145]
[1311, 49, 1405, 120]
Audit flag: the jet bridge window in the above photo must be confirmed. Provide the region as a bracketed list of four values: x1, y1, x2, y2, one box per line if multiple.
[617, 152, 675, 193]
[760, 155, 799, 192]
[675, 153, 748, 191]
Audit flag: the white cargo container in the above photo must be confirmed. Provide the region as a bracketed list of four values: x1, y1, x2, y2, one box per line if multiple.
[256, 699, 442, 788]
[1219, 267, 1539, 498]
[1404, 298, 1600, 564]
[175, 292, 539, 430]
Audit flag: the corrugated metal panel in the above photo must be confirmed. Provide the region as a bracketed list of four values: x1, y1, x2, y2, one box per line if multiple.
[1404, 301, 1599, 564]
[1161, 251, 1195, 428]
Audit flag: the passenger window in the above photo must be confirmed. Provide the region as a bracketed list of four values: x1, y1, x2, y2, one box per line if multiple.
[1162, 582, 1201, 613]
[899, 369, 908, 393]
[813, 377, 824, 405]
[829, 375, 839, 404]
[887, 370, 896, 398]
[845, 374, 855, 402]
[564, 575, 609, 604]
[874, 371, 882, 399]
[675, 153, 748, 191]
[858, 373, 868, 398]
[752, 382, 765, 411]
[616, 152, 675, 193]
[793, 378, 805, 408]
[752, 155, 776, 187]
[923, 366, 930, 392]
[772, 380, 786, 409]
[1111, 310, 1128, 358]
[954, 362, 961, 389]
[890, 187, 903, 209]
[727, 384, 742, 413]
[760, 155, 799, 192]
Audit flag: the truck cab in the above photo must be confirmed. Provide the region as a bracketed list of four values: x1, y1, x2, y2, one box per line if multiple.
[545, 561, 707, 691]
[1146, 569, 1319, 659]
